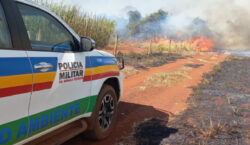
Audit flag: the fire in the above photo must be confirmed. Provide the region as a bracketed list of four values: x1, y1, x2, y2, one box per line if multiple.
[191, 37, 214, 52]
[153, 36, 214, 52]
[108, 36, 214, 54]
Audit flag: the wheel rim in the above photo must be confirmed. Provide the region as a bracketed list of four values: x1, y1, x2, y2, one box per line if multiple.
[98, 94, 114, 130]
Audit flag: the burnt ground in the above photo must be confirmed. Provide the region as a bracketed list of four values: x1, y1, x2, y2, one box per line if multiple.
[121, 52, 193, 69]
[118, 57, 250, 145]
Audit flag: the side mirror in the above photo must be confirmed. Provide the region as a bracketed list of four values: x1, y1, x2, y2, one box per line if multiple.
[80, 37, 95, 51]
[116, 57, 125, 70]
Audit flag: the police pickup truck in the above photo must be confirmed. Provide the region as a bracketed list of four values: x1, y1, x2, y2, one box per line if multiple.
[0, 0, 124, 144]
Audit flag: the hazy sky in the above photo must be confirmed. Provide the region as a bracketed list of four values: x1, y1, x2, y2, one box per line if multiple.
[57, 0, 248, 18]
[57, 0, 175, 17]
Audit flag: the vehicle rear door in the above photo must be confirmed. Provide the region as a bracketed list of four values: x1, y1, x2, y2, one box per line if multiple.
[0, 0, 32, 144]
[16, 2, 92, 139]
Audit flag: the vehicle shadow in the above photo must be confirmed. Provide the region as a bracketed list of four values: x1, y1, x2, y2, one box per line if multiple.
[63, 101, 175, 145]
[132, 118, 178, 145]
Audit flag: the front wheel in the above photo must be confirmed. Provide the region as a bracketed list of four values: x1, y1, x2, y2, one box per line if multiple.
[86, 84, 118, 140]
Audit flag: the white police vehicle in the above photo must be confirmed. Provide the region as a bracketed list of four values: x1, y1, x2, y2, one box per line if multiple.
[0, 0, 124, 144]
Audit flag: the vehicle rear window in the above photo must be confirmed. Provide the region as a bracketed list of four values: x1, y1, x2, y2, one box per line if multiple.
[0, 3, 12, 48]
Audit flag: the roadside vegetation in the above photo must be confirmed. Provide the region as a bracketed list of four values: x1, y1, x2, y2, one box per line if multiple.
[110, 40, 197, 55]
[33, 0, 115, 47]
[121, 52, 193, 78]
[133, 66, 192, 91]
[145, 67, 191, 87]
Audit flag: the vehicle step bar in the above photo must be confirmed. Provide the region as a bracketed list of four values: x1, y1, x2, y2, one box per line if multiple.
[24, 119, 88, 145]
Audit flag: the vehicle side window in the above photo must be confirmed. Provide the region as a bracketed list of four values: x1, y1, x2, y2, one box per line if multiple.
[0, 3, 12, 48]
[17, 3, 76, 52]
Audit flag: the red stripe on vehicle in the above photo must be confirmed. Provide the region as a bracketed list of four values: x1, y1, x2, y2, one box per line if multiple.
[33, 82, 53, 91]
[92, 71, 120, 80]
[0, 84, 32, 98]
[83, 75, 92, 82]
[83, 71, 120, 82]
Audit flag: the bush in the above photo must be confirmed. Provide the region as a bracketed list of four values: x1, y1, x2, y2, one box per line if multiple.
[157, 43, 168, 53]
[33, 0, 115, 48]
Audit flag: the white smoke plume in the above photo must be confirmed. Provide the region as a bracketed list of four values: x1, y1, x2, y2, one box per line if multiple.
[161, 0, 250, 50]
[120, 0, 250, 50]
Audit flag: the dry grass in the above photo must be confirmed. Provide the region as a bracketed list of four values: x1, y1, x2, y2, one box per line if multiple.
[121, 66, 140, 78]
[137, 86, 147, 91]
[189, 97, 198, 108]
[200, 119, 226, 138]
[211, 64, 221, 76]
[156, 41, 195, 53]
[200, 78, 210, 86]
[145, 67, 191, 87]
[227, 96, 231, 105]
[198, 59, 209, 63]
[231, 106, 243, 117]
[230, 57, 244, 60]
[210, 55, 218, 60]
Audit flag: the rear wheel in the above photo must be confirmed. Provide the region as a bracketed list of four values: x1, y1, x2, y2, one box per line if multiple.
[86, 84, 118, 140]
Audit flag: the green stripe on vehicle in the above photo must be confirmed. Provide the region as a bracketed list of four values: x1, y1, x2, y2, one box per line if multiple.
[0, 95, 97, 145]
[87, 95, 98, 112]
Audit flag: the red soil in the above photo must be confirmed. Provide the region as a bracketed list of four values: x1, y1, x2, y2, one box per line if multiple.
[65, 53, 229, 145]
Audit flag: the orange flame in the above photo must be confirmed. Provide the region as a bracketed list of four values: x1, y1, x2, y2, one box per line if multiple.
[191, 37, 213, 52]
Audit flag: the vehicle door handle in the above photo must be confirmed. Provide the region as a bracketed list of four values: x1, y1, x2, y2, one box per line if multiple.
[34, 62, 53, 72]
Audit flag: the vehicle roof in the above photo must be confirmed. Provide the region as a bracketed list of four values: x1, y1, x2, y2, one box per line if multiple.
[14, 0, 80, 41]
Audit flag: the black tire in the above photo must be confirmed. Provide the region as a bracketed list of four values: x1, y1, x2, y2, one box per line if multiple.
[86, 84, 118, 140]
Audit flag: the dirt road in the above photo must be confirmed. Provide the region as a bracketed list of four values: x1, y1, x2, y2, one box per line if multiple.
[64, 53, 228, 145]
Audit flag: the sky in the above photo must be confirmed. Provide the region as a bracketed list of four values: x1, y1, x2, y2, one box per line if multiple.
[56, 0, 249, 18]
[57, 0, 175, 17]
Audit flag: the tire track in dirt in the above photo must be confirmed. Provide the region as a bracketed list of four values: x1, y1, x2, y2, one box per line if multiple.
[64, 53, 229, 145]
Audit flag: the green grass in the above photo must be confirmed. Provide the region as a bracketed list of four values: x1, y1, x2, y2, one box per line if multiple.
[33, 0, 115, 48]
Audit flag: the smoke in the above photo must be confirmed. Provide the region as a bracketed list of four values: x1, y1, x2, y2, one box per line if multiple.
[117, 0, 250, 50]
[125, 9, 212, 42]
[203, 0, 250, 50]
[126, 9, 168, 40]
[127, 10, 141, 23]
[163, 14, 212, 41]
[166, 0, 250, 50]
